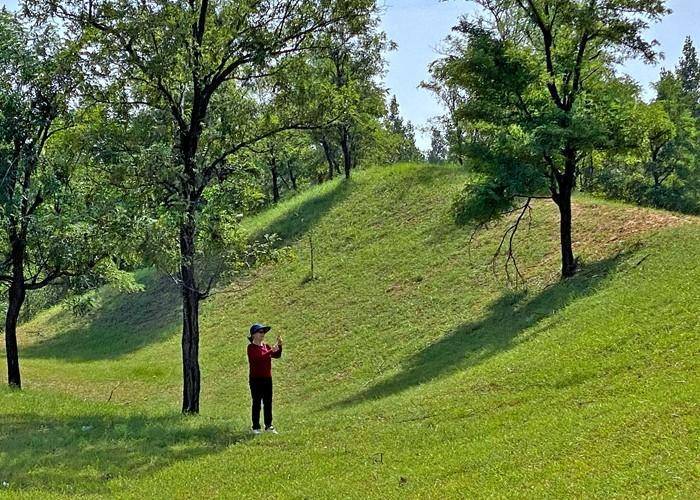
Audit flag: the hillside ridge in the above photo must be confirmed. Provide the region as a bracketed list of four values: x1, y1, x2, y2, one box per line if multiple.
[2, 163, 698, 498]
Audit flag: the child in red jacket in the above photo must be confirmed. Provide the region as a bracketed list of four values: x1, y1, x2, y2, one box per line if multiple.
[247, 323, 282, 434]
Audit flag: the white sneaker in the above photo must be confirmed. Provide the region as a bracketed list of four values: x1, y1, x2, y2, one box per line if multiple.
[251, 428, 262, 435]
[264, 426, 278, 434]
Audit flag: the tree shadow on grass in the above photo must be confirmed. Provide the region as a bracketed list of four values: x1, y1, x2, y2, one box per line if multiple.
[330, 251, 634, 409]
[22, 182, 352, 362]
[250, 178, 353, 245]
[0, 411, 249, 495]
[22, 271, 181, 361]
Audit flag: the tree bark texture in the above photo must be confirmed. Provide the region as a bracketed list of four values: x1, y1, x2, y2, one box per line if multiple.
[5, 264, 26, 389]
[554, 151, 578, 278]
[179, 216, 201, 414]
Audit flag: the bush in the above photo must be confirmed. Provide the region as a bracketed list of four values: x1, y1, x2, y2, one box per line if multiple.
[585, 163, 699, 214]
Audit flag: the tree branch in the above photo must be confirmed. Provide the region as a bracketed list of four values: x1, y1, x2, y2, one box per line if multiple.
[492, 197, 532, 285]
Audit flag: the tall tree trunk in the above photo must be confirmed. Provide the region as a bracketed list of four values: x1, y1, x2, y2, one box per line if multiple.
[288, 163, 297, 191]
[4, 238, 26, 388]
[557, 188, 576, 278]
[179, 216, 200, 414]
[5, 279, 25, 389]
[340, 128, 352, 179]
[556, 151, 577, 278]
[321, 138, 335, 181]
[270, 158, 280, 203]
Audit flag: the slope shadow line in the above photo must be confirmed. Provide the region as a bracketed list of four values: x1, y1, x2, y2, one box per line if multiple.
[329, 251, 633, 409]
[22, 181, 352, 361]
[0, 411, 251, 495]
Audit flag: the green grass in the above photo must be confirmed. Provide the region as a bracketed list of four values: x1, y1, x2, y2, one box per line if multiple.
[1, 163, 698, 498]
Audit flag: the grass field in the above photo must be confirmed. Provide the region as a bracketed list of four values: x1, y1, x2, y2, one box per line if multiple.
[1, 163, 698, 498]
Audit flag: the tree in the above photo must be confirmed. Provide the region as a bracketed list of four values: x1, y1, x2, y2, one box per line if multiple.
[676, 36, 700, 115]
[643, 98, 697, 190]
[427, 125, 448, 164]
[310, 5, 390, 179]
[252, 132, 318, 203]
[34, 0, 375, 413]
[421, 70, 469, 165]
[441, 0, 668, 278]
[0, 12, 138, 388]
[582, 66, 699, 213]
[386, 95, 423, 163]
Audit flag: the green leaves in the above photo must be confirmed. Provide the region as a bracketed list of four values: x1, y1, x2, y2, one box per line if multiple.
[434, 0, 677, 220]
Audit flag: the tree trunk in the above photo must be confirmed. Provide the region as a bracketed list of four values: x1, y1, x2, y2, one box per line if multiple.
[270, 159, 280, 203]
[340, 129, 352, 179]
[5, 277, 25, 389]
[555, 152, 577, 278]
[5, 240, 26, 389]
[179, 218, 200, 414]
[557, 188, 577, 278]
[321, 139, 335, 181]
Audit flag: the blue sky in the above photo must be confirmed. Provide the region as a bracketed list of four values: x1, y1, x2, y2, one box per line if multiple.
[3, 0, 698, 149]
[382, 0, 699, 149]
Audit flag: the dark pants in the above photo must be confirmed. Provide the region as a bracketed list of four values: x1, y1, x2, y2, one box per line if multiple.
[249, 377, 273, 429]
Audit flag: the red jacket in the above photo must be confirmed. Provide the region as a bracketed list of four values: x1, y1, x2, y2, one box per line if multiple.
[247, 343, 282, 378]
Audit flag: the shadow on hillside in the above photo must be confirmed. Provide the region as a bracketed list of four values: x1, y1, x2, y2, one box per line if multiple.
[22, 182, 352, 362]
[252, 179, 353, 245]
[22, 272, 181, 361]
[330, 251, 633, 409]
[0, 412, 249, 495]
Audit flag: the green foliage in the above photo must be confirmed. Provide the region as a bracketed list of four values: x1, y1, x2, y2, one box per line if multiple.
[385, 95, 424, 163]
[676, 36, 700, 113]
[426, 0, 673, 278]
[427, 125, 448, 164]
[2, 164, 698, 496]
[304, 4, 394, 177]
[452, 175, 518, 226]
[0, 12, 140, 299]
[583, 41, 700, 214]
[420, 75, 470, 165]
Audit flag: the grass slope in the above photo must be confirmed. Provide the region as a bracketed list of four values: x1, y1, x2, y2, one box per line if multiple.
[1, 163, 698, 498]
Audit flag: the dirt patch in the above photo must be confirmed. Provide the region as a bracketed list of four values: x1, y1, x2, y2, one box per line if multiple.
[496, 199, 699, 282]
[571, 202, 696, 257]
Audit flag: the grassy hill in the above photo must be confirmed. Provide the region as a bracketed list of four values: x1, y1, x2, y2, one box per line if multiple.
[1, 163, 698, 498]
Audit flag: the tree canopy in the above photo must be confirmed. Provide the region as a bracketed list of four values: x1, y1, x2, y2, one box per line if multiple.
[436, 0, 670, 278]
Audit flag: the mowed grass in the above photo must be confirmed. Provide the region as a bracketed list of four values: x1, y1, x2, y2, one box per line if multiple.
[1, 163, 698, 498]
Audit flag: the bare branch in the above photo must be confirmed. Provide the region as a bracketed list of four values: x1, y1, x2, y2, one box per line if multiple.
[491, 198, 532, 285]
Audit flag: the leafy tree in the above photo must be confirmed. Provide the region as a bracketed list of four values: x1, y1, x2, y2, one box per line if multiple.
[440, 0, 668, 278]
[588, 68, 698, 213]
[32, 0, 375, 413]
[427, 125, 448, 164]
[676, 36, 700, 115]
[421, 70, 469, 165]
[252, 132, 319, 203]
[386, 95, 423, 163]
[644, 100, 697, 191]
[310, 4, 390, 179]
[0, 12, 138, 388]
